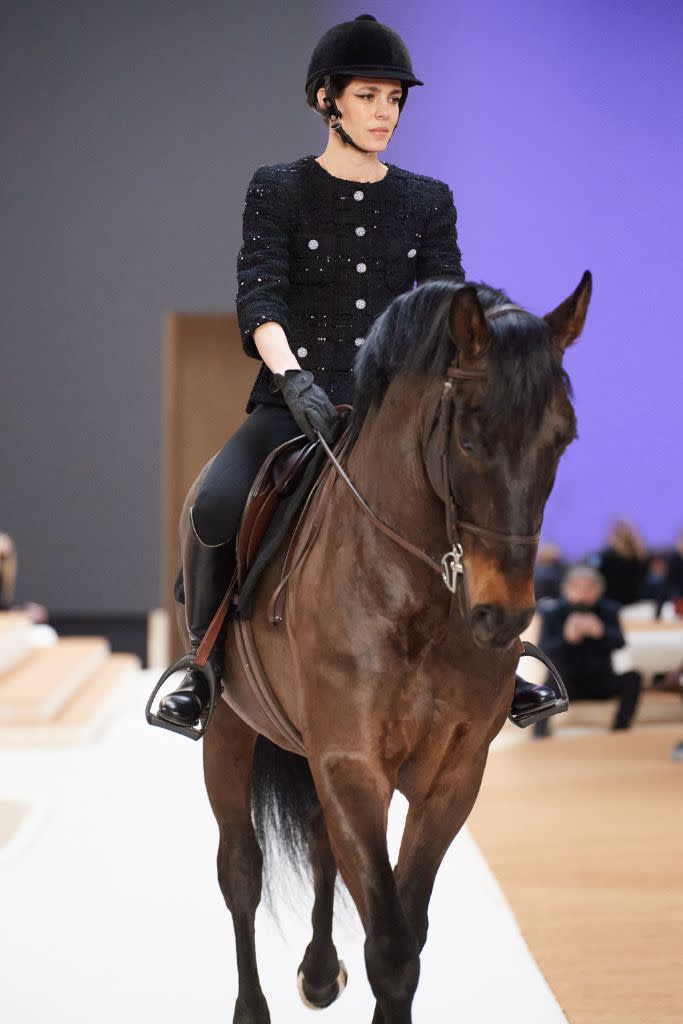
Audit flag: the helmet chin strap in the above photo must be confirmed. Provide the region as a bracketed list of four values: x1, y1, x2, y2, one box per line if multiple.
[321, 73, 382, 154]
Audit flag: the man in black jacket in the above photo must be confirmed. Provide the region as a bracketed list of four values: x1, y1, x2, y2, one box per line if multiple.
[539, 565, 642, 730]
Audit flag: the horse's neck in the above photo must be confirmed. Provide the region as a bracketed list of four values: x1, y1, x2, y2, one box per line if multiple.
[343, 377, 448, 586]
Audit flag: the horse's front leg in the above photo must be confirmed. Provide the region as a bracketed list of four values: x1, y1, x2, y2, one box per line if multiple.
[395, 746, 489, 953]
[296, 804, 348, 1009]
[309, 749, 420, 1024]
[203, 700, 270, 1024]
[360, 748, 489, 1024]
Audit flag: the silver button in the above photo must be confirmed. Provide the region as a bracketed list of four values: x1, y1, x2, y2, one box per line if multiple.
[355, 298, 366, 309]
[407, 248, 417, 258]
[356, 262, 366, 273]
[308, 239, 319, 250]
[353, 190, 364, 201]
[297, 346, 307, 357]
[355, 226, 366, 236]
[354, 337, 365, 347]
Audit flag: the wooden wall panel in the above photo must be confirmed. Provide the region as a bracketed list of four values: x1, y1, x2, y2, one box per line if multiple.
[161, 313, 256, 661]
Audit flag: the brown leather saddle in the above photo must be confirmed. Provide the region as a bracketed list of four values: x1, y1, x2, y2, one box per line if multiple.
[220, 416, 352, 754]
[236, 433, 321, 590]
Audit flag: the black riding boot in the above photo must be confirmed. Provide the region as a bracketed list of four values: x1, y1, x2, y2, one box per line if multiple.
[157, 507, 234, 728]
[507, 641, 570, 729]
[509, 675, 558, 728]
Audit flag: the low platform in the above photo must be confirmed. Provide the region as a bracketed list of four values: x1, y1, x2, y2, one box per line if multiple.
[0, 614, 141, 745]
[0, 652, 140, 746]
[0, 637, 110, 724]
[0, 612, 32, 674]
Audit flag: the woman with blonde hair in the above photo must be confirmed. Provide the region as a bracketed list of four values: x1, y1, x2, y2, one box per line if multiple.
[595, 519, 648, 606]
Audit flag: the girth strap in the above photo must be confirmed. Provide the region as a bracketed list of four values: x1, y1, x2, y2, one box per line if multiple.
[233, 614, 306, 755]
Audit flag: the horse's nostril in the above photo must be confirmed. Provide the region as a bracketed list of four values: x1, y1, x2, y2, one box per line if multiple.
[471, 604, 534, 648]
[471, 604, 504, 642]
[517, 605, 536, 635]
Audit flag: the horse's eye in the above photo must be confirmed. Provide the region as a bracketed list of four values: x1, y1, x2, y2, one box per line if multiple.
[459, 437, 475, 455]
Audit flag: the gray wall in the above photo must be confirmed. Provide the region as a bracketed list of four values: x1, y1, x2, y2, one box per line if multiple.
[1, 0, 323, 613]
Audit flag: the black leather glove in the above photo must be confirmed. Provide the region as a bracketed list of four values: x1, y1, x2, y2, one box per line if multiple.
[270, 369, 342, 445]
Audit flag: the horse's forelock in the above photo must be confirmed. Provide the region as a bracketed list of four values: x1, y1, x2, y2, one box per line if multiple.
[481, 311, 566, 439]
[347, 280, 570, 450]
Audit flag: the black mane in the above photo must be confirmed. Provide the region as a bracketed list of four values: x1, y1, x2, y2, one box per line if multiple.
[347, 279, 572, 447]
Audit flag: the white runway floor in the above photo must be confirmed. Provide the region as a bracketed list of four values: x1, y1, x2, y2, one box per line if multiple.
[0, 669, 567, 1023]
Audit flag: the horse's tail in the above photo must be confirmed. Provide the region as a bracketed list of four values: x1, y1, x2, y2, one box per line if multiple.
[251, 736, 320, 903]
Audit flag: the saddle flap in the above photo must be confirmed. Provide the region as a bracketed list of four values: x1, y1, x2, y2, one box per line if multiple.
[236, 434, 319, 584]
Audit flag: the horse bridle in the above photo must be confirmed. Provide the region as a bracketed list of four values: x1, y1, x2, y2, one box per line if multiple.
[318, 302, 541, 595]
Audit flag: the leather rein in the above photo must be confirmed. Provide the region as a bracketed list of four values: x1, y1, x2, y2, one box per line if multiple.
[316, 302, 541, 596]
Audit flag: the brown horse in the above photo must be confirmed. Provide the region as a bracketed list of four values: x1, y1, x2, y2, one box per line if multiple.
[181, 274, 591, 1023]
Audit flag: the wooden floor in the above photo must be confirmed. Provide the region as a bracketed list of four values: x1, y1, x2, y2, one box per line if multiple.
[469, 726, 683, 1024]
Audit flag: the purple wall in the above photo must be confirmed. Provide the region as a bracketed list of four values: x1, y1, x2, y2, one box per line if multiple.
[322, 3, 683, 557]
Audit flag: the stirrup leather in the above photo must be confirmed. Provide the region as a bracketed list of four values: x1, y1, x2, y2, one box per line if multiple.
[507, 640, 569, 729]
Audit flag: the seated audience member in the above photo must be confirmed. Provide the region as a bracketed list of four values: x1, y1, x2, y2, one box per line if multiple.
[534, 541, 566, 601]
[657, 660, 683, 694]
[539, 564, 642, 730]
[0, 533, 17, 612]
[642, 550, 676, 614]
[591, 520, 648, 607]
[667, 530, 683, 599]
[0, 531, 48, 624]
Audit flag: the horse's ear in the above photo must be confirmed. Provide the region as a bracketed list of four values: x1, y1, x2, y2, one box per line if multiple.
[543, 271, 593, 354]
[448, 285, 489, 365]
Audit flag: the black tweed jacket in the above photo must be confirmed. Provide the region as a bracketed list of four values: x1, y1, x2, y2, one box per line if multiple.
[235, 153, 465, 413]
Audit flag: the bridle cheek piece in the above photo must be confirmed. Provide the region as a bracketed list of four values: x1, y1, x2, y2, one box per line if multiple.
[425, 303, 541, 594]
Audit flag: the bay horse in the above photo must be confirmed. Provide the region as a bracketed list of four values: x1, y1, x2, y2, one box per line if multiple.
[184, 274, 591, 1023]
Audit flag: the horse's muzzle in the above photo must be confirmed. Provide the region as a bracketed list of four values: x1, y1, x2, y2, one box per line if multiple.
[470, 603, 535, 649]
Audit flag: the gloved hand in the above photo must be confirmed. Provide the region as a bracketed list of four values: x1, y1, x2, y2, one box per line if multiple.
[270, 368, 342, 445]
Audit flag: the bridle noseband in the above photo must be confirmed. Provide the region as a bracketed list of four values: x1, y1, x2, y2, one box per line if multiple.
[318, 302, 541, 598]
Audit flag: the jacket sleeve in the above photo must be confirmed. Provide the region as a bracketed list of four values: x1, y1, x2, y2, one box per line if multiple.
[235, 165, 292, 359]
[415, 181, 465, 285]
[539, 602, 567, 658]
[599, 601, 626, 652]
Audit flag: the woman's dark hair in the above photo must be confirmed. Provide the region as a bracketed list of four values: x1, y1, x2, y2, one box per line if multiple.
[306, 74, 407, 121]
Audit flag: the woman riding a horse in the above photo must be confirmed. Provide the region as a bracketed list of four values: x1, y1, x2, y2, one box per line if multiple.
[149, 13, 557, 734]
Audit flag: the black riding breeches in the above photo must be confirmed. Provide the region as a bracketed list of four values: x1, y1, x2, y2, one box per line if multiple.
[565, 669, 642, 729]
[191, 402, 302, 547]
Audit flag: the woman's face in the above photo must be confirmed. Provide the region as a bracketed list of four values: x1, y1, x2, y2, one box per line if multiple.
[318, 77, 403, 150]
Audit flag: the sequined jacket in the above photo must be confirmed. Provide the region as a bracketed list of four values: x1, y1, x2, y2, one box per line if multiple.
[235, 153, 465, 413]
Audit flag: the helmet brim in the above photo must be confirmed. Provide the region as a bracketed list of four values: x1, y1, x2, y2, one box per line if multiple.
[306, 67, 424, 91]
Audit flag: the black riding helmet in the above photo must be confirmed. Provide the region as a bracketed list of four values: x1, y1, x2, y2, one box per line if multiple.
[305, 14, 424, 153]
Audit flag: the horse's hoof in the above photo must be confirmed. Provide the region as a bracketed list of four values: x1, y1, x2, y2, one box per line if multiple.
[297, 960, 348, 1010]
